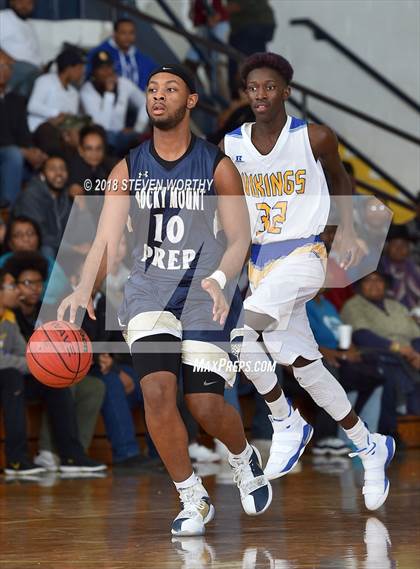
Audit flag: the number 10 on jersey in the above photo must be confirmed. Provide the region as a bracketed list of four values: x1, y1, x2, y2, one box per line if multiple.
[256, 201, 288, 236]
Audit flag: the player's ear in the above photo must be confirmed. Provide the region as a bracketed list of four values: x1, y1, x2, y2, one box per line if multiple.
[282, 86, 291, 101]
[187, 93, 199, 109]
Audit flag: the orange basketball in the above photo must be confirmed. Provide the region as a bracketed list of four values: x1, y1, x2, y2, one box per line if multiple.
[26, 321, 93, 388]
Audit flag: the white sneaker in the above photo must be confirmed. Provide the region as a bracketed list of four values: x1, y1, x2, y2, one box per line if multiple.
[264, 409, 313, 480]
[229, 445, 272, 516]
[311, 437, 351, 456]
[34, 450, 59, 472]
[188, 442, 220, 463]
[171, 479, 215, 537]
[349, 433, 395, 511]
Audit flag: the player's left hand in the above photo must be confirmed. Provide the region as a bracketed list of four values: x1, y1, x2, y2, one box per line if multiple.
[335, 226, 368, 270]
[201, 278, 229, 326]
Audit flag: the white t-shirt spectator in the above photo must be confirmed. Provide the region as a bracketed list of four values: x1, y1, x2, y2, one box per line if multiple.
[0, 9, 42, 66]
[80, 76, 148, 133]
[27, 73, 80, 132]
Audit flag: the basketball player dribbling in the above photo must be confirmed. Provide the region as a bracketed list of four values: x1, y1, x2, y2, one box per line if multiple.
[223, 52, 395, 511]
[58, 64, 272, 536]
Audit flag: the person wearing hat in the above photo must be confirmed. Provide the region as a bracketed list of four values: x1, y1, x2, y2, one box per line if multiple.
[341, 271, 420, 431]
[80, 50, 149, 157]
[379, 224, 420, 312]
[27, 48, 85, 133]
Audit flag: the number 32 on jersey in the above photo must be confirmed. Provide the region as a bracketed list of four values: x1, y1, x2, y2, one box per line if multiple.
[256, 201, 288, 236]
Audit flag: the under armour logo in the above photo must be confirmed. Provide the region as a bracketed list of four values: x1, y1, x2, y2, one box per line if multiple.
[137, 171, 149, 178]
[235, 155, 243, 162]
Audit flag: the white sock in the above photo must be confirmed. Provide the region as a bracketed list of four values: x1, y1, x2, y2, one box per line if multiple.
[229, 441, 252, 461]
[174, 471, 199, 491]
[266, 391, 291, 420]
[344, 418, 371, 451]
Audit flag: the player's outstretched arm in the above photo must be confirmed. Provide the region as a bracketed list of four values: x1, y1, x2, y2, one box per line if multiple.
[57, 159, 131, 323]
[201, 156, 250, 325]
[308, 124, 367, 269]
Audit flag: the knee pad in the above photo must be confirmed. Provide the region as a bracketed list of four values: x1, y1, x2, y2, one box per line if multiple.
[131, 334, 181, 381]
[292, 359, 352, 422]
[231, 326, 278, 395]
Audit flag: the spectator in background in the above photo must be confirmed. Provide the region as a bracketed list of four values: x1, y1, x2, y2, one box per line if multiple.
[379, 224, 420, 312]
[13, 155, 95, 259]
[67, 124, 116, 203]
[341, 271, 420, 433]
[80, 51, 149, 157]
[185, 1, 230, 101]
[0, 49, 46, 206]
[2, 253, 107, 474]
[226, 0, 276, 98]
[0, 216, 69, 305]
[5, 251, 105, 471]
[307, 291, 388, 454]
[86, 18, 156, 92]
[0, 0, 41, 97]
[0, 267, 45, 475]
[28, 48, 85, 140]
[67, 254, 160, 470]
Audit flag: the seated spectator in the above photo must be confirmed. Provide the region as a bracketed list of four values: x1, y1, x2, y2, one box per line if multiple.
[67, 124, 117, 217]
[66, 255, 160, 470]
[379, 224, 420, 312]
[0, 216, 70, 305]
[341, 271, 420, 432]
[0, 0, 41, 97]
[307, 291, 389, 453]
[28, 48, 85, 153]
[0, 266, 45, 475]
[86, 17, 156, 91]
[13, 155, 95, 258]
[80, 51, 149, 157]
[0, 49, 46, 206]
[4, 251, 107, 473]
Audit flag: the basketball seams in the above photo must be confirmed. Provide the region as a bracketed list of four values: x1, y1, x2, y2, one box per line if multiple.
[42, 325, 81, 379]
[26, 343, 70, 383]
[27, 322, 93, 387]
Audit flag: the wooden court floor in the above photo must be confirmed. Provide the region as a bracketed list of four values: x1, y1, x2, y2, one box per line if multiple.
[1, 449, 419, 569]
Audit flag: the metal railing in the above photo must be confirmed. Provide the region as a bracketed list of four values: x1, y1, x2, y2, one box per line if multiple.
[290, 18, 420, 114]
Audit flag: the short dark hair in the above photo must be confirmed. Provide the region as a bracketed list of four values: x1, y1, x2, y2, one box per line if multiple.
[114, 17, 134, 32]
[4, 251, 48, 282]
[79, 124, 107, 147]
[0, 267, 6, 287]
[5, 216, 42, 252]
[240, 52, 294, 86]
[42, 155, 68, 173]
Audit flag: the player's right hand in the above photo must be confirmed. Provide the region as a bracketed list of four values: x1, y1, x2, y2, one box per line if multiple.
[201, 278, 229, 326]
[57, 289, 96, 324]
